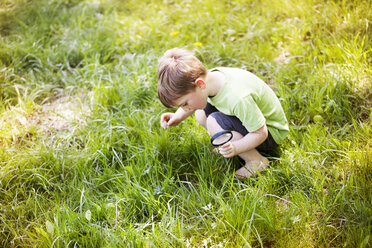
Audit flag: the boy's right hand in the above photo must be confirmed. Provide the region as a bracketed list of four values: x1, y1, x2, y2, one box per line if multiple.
[160, 113, 179, 129]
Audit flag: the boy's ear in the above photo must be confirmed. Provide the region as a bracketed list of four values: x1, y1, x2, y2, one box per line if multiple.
[194, 78, 206, 89]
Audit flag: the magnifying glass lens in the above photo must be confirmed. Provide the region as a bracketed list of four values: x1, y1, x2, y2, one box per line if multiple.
[211, 130, 233, 146]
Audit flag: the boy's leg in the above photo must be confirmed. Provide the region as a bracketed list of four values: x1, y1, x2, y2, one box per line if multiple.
[195, 109, 207, 129]
[206, 115, 269, 178]
[195, 103, 220, 129]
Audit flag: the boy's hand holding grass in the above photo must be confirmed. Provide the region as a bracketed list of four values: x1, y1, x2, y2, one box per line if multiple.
[160, 113, 179, 129]
[160, 108, 195, 129]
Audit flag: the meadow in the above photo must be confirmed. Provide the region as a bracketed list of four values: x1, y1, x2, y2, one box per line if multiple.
[0, 0, 371, 247]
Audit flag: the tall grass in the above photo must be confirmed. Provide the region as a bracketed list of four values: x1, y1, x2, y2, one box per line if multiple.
[0, 0, 371, 247]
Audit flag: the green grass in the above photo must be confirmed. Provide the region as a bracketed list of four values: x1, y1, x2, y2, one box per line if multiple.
[0, 0, 371, 247]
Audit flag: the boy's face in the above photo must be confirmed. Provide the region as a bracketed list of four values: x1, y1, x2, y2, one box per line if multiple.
[175, 86, 208, 112]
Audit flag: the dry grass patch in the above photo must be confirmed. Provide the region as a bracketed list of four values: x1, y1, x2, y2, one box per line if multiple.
[0, 94, 91, 146]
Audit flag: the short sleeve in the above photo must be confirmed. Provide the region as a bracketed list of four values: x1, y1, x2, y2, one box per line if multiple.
[233, 96, 266, 132]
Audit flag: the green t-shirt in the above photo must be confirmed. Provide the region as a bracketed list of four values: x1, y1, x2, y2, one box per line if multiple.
[208, 67, 289, 144]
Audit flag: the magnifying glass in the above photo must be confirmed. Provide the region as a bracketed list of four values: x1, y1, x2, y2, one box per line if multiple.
[210, 130, 233, 146]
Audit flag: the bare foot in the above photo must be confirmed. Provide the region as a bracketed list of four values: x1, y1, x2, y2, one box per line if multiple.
[235, 159, 269, 179]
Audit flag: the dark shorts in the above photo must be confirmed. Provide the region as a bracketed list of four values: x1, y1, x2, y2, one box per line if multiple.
[203, 103, 278, 151]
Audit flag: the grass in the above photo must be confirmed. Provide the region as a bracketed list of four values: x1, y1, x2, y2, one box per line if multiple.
[0, 0, 371, 247]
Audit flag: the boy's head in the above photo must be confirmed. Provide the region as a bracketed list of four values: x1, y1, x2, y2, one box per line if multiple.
[157, 48, 207, 108]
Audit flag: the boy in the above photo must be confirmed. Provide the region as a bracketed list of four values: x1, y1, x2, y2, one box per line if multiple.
[157, 48, 289, 178]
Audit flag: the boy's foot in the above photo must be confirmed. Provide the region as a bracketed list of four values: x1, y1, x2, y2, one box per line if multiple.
[235, 159, 269, 179]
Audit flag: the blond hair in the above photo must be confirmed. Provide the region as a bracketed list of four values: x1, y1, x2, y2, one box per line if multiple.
[157, 48, 207, 108]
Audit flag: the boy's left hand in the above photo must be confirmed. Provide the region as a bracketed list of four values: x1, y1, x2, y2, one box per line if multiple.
[218, 142, 237, 158]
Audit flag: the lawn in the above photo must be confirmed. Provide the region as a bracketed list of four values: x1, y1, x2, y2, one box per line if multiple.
[0, 0, 371, 247]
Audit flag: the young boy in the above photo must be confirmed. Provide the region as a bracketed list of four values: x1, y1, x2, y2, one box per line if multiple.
[157, 48, 289, 178]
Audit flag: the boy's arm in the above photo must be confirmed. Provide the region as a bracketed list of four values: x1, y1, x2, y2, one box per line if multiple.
[160, 107, 195, 129]
[234, 124, 268, 152]
[173, 107, 195, 122]
[219, 124, 268, 157]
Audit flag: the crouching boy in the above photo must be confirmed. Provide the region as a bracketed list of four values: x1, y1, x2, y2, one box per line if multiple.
[157, 48, 289, 178]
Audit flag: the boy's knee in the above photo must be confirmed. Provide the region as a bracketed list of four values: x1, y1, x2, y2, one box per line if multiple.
[206, 114, 222, 134]
[195, 110, 207, 128]
[206, 114, 216, 126]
